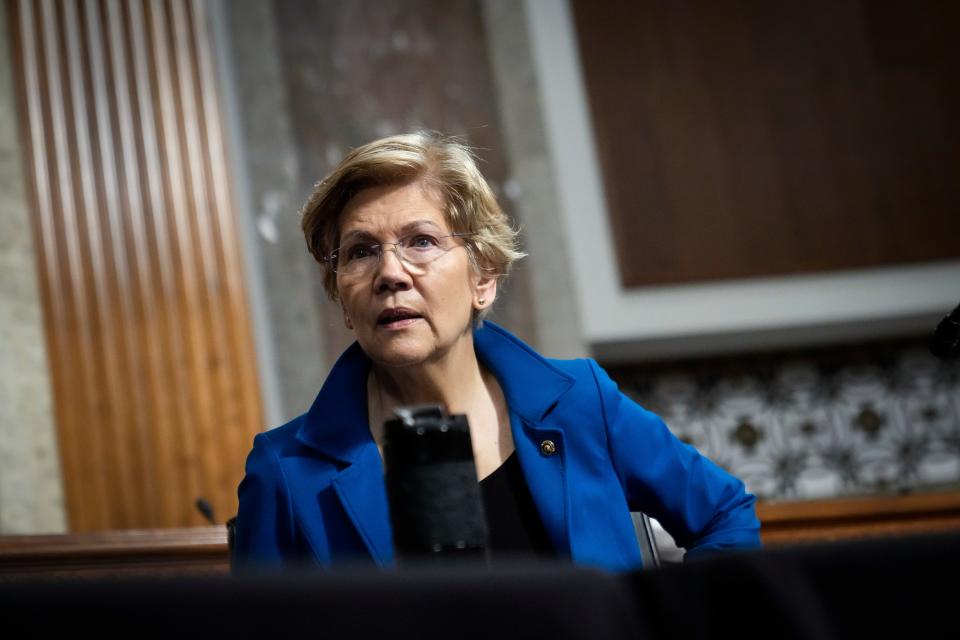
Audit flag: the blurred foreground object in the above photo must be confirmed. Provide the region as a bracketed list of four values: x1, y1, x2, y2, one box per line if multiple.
[2, 533, 958, 639]
[930, 301, 960, 359]
[383, 405, 488, 566]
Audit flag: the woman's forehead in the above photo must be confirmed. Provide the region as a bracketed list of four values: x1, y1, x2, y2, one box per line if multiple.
[341, 218, 445, 242]
[338, 182, 450, 235]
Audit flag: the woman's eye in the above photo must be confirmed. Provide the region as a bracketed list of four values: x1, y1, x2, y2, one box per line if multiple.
[346, 244, 376, 261]
[408, 235, 439, 249]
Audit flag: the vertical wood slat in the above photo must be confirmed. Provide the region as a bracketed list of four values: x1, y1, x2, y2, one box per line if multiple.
[190, 0, 261, 493]
[170, 0, 225, 520]
[126, 0, 190, 527]
[147, 0, 206, 527]
[8, 0, 264, 532]
[60, 0, 138, 526]
[85, 0, 156, 525]
[36, 0, 112, 529]
[103, 0, 171, 526]
[13, 0, 87, 530]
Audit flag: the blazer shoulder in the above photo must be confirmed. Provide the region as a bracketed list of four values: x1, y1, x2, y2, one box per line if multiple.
[543, 357, 619, 397]
[544, 358, 655, 432]
[541, 355, 594, 379]
[250, 415, 309, 459]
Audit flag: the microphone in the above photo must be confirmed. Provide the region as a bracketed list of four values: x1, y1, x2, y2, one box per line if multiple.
[930, 301, 960, 359]
[382, 404, 489, 567]
[195, 497, 216, 524]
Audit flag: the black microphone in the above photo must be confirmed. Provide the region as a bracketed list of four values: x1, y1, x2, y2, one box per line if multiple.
[382, 404, 489, 567]
[195, 497, 216, 524]
[930, 301, 960, 359]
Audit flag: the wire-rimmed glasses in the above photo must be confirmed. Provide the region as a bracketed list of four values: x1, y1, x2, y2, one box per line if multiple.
[324, 231, 475, 278]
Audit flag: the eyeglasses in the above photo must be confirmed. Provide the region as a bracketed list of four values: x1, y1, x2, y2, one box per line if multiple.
[325, 231, 474, 277]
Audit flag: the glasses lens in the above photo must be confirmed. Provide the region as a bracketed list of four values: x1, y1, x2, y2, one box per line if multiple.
[333, 233, 464, 277]
[400, 233, 447, 265]
[336, 241, 379, 275]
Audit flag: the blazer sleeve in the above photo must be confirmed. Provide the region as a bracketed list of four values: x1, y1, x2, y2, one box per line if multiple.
[234, 432, 297, 569]
[588, 359, 761, 557]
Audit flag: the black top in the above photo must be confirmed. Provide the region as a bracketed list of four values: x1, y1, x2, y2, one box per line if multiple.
[479, 451, 556, 560]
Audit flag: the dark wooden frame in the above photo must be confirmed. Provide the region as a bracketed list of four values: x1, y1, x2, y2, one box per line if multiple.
[3, 492, 959, 579]
[758, 492, 960, 545]
[0, 526, 228, 580]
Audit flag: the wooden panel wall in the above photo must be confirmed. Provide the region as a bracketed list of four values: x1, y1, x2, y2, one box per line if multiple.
[7, 0, 263, 531]
[572, 0, 960, 287]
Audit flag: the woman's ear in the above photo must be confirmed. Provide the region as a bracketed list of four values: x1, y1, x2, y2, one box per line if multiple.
[472, 269, 498, 311]
[343, 313, 354, 330]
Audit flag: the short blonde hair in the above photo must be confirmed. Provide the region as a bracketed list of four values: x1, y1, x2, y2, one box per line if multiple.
[300, 131, 525, 314]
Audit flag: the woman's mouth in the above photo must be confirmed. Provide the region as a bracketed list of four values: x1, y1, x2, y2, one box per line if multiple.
[376, 307, 423, 329]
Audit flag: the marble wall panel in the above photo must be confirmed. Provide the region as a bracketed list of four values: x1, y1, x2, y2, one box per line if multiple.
[481, 0, 586, 359]
[214, 0, 326, 425]
[272, 0, 538, 366]
[608, 337, 960, 502]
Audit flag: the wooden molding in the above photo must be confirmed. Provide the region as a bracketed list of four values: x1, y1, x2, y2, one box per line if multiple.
[758, 492, 960, 545]
[0, 526, 229, 580]
[4, 492, 960, 579]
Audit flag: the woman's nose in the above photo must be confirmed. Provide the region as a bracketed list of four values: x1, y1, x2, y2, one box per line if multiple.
[373, 246, 412, 292]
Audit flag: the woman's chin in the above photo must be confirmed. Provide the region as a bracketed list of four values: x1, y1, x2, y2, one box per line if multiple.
[365, 337, 434, 369]
[373, 349, 422, 367]
[359, 321, 470, 369]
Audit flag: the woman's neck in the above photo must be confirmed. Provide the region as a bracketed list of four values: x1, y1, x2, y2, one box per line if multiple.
[370, 335, 486, 416]
[366, 334, 513, 478]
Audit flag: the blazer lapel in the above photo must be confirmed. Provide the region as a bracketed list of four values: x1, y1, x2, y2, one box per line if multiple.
[474, 323, 575, 555]
[295, 342, 394, 566]
[331, 443, 393, 565]
[514, 417, 570, 554]
[292, 322, 575, 565]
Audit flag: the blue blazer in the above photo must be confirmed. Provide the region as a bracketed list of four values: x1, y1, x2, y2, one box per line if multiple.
[235, 322, 760, 572]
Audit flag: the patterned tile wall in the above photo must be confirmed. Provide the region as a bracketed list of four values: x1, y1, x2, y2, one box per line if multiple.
[606, 338, 960, 502]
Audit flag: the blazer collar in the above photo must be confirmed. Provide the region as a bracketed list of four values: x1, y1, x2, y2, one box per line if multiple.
[295, 341, 372, 462]
[295, 321, 574, 461]
[472, 321, 574, 424]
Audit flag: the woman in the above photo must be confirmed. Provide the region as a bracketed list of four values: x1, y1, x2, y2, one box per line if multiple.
[235, 132, 760, 572]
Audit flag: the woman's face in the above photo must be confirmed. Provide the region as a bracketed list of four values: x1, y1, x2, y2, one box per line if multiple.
[335, 181, 496, 369]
